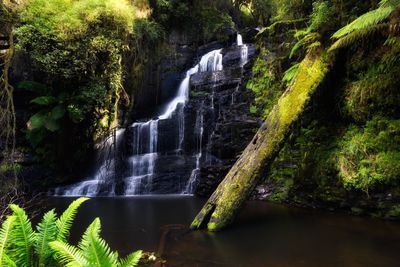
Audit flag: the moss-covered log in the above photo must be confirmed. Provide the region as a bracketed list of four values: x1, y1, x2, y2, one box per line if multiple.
[191, 50, 333, 231]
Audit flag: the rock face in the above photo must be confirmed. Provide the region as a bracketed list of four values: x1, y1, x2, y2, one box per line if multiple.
[129, 40, 260, 196]
[187, 43, 261, 197]
[53, 31, 260, 196]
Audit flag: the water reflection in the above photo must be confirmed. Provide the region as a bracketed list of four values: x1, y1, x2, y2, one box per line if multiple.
[48, 197, 400, 267]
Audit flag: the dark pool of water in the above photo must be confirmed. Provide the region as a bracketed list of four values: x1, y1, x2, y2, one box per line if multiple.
[48, 196, 400, 267]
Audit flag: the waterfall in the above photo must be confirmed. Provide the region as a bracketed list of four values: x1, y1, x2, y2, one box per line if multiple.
[124, 120, 158, 195]
[184, 102, 204, 194]
[55, 48, 225, 196]
[54, 129, 125, 196]
[237, 33, 243, 46]
[237, 33, 248, 66]
[230, 33, 248, 105]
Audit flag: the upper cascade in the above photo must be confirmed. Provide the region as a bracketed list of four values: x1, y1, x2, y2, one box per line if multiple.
[53, 34, 254, 197]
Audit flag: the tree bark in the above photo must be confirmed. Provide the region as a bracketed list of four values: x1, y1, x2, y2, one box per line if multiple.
[191, 50, 333, 231]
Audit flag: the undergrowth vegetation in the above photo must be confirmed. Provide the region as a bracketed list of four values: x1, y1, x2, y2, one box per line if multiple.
[246, 0, 400, 217]
[337, 117, 400, 192]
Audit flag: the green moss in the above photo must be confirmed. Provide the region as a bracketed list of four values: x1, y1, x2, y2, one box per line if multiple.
[277, 53, 327, 129]
[207, 222, 218, 231]
[246, 47, 285, 119]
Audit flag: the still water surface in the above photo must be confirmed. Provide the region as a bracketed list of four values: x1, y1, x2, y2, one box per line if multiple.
[48, 196, 400, 267]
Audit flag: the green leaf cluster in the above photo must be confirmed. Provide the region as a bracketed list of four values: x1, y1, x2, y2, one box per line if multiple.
[0, 197, 142, 267]
[290, 1, 335, 58]
[330, 0, 400, 51]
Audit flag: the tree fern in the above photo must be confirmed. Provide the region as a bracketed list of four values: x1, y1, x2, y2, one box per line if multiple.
[78, 218, 118, 267]
[34, 209, 57, 267]
[380, 0, 400, 8]
[330, 23, 389, 51]
[0, 216, 16, 266]
[9, 204, 35, 267]
[117, 251, 143, 267]
[56, 197, 89, 242]
[331, 0, 400, 50]
[50, 241, 88, 267]
[332, 7, 394, 39]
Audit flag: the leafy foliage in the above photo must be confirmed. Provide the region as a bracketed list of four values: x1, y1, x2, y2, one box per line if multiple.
[337, 117, 400, 192]
[282, 62, 300, 84]
[330, 0, 400, 50]
[34, 210, 57, 267]
[290, 1, 334, 58]
[51, 218, 142, 267]
[0, 197, 142, 267]
[152, 0, 235, 42]
[0, 216, 16, 266]
[14, 0, 140, 167]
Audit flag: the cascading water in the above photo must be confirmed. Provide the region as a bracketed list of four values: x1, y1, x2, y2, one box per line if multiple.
[230, 33, 248, 105]
[237, 33, 249, 66]
[55, 47, 225, 196]
[54, 129, 125, 196]
[184, 101, 204, 194]
[124, 120, 158, 195]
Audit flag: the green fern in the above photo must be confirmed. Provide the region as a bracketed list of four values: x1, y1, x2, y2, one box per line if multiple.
[56, 197, 89, 242]
[78, 218, 118, 267]
[0, 216, 16, 266]
[380, 0, 400, 8]
[330, 0, 400, 50]
[117, 251, 143, 267]
[330, 23, 389, 50]
[282, 63, 300, 84]
[34, 209, 58, 267]
[0, 197, 142, 267]
[3, 253, 16, 267]
[290, 1, 332, 58]
[53, 218, 142, 267]
[9, 204, 35, 267]
[332, 7, 394, 39]
[50, 241, 88, 267]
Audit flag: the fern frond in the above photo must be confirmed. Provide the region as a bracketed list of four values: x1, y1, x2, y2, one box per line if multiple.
[330, 23, 389, 51]
[78, 218, 118, 267]
[332, 6, 393, 39]
[380, 0, 400, 8]
[9, 204, 34, 267]
[35, 209, 57, 267]
[282, 63, 300, 84]
[56, 197, 89, 242]
[49, 241, 87, 267]
[3, 253, 16, 267]
[0, 216, 16, 266]
[290, 32, 319, 58]
[117, 250, 142, 267]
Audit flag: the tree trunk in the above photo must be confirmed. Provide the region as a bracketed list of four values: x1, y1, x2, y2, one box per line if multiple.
[191, 50, 333, 231]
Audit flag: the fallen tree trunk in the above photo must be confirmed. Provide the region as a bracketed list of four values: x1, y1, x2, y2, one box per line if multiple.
[191, 50, 333, 231]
